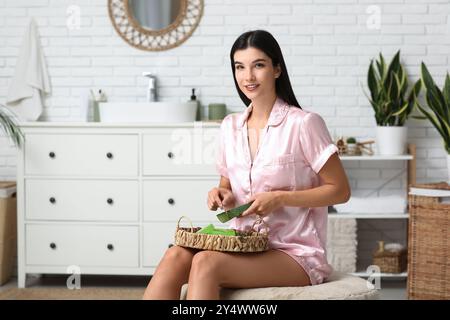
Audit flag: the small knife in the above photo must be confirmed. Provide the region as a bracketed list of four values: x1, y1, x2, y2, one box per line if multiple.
[216, 201, 254, 223]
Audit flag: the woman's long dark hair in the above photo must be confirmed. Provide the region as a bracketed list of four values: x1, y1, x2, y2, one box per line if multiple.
[230, 30, 301, 109]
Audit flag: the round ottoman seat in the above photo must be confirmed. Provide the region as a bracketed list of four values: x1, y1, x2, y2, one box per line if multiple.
[180, 271, 379, 300]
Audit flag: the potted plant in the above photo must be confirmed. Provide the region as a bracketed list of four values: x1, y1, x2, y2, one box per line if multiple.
[0, 103, 24, 148]
[414, 63, 450, 181]
[364, 50, 421, 155]
[346, 137, 357, 155]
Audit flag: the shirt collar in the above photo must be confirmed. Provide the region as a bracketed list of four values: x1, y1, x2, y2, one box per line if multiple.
[237, 97, 290, 128]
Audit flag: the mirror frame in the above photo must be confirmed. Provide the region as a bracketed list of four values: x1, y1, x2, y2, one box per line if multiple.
[108, 0, 204, 51]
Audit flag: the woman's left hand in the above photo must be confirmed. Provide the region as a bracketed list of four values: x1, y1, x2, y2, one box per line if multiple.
[241, 191, 284, 217]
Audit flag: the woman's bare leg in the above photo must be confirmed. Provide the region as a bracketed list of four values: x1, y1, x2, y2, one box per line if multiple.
[186, 249, 310, 300]
[142, 246, 199, 299]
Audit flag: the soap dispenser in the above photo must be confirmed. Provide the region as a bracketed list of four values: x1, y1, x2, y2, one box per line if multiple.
[189, 88, 201, 121]
[93, 89, 107, 122]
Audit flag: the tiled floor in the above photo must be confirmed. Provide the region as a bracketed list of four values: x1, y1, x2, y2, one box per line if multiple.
[1, 275, 407, 299]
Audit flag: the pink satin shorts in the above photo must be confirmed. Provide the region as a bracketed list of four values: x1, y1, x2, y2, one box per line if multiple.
[277, 249, 333, 285]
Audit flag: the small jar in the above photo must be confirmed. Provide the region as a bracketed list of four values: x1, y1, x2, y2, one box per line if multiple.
[208, 103, 226, 120]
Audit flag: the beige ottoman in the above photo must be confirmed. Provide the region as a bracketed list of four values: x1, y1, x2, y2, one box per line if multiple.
[180, 271, 379, 300]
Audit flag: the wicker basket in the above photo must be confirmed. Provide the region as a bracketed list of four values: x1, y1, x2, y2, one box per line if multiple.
[174, 216, 269, 253]
[407, 182, 450, 300]
[372, 241, 407, 273]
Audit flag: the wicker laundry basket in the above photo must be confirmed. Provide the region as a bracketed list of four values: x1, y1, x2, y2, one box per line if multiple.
[174, 216, 269, 253]
[407, 182, 450, 300]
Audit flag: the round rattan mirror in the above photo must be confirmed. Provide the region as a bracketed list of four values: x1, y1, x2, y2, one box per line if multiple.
[108, 0, 204, 51]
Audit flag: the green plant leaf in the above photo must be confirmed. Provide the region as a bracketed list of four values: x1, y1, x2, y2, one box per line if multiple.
[425, 88, 448, 139]
[378, 52, 386, 81]
[386, 50, 401, 80]
[368, 61, 379, 102]
[0, 105, 24, 148]
[408, 79, 422, 103]
[398, 66, 408, 97]
[411, 115, 427, 120]
[444, 73, 450, 108]
[416, 101, 447, 140]
[421, 62, 435, 91]
[392, 102, 409, 116]
[391, 72, 401, 102]
[433, 84, 449, 127]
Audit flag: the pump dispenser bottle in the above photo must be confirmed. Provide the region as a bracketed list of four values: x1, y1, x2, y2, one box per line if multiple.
[189, 88, 201, 121]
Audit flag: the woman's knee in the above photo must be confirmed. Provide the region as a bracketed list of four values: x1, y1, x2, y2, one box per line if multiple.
[161, 245, 196, 267]
[190, 251, 224, 279]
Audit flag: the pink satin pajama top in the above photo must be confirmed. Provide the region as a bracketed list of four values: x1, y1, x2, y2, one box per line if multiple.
[216, 97, 339, 283]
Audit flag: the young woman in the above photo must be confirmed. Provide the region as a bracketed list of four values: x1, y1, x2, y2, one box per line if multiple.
[143, 30, 351, 300]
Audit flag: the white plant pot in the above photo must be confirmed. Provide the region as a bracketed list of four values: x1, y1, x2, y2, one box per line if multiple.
[376, 126, 408, 155]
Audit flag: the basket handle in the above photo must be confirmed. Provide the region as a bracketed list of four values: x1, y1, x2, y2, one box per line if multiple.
[251, 216, 269, 235]
[177, 216, 194, 233]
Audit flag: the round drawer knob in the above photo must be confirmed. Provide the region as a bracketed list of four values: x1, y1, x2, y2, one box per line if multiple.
[107, 198, 114, 205]
[168, 198, 175, 205]
[50, 242, 56, 250]
[107, 244, 114, 251]
[106, 152, 113, 159]
[49, 152, 55, 159]
[49, 197, 56, 204]
[167, 152, 174, 159]
[168, 243, 174, 248]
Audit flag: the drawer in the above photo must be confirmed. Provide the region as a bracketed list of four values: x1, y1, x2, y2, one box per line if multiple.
[25, 134, 138, 176]
[26, 179, 139, 222]
[142, 129, 219, 176]
[142, 223, 174, 267]
[143, 179, 217, 222]
[26, 224, 139, 267]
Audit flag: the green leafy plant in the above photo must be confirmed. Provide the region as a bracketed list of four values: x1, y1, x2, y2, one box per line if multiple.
[414, 63, 450, 154]
[364, 50, 422, 126]
[346, 137, 356, 144]
[0, 104, 24, 147]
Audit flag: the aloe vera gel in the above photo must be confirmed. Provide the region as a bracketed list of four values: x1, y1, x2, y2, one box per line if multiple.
[196, 224, 236, 236]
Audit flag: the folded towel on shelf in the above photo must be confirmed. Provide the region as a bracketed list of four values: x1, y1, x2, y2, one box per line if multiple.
[6, 18, 50, 121]
[334, 196, 407, 214]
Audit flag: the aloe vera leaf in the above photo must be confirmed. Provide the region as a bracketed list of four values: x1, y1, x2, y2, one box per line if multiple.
[216, 201, 254, 223]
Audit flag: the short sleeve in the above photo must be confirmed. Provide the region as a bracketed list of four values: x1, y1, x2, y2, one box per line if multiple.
[216, 118, 229, 178]
[299, 112, 338, 174]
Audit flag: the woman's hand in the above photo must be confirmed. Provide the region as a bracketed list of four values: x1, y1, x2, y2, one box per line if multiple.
[241, 191, 284, 217]
[207, 187, 235, 211]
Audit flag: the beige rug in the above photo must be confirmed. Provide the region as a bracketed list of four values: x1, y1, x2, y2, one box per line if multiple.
[0, 287, 145, 300]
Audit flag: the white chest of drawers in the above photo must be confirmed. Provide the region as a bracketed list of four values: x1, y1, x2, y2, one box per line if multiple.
[16, 122, 221, 287]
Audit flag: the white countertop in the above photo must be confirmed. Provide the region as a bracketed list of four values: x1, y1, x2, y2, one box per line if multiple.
[18, 121, 222, 128]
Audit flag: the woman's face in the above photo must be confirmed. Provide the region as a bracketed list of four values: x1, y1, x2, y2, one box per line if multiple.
[233, 47, 281, 102]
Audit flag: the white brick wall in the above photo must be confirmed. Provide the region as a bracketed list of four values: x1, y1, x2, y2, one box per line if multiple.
[0, 0, 448, 272]
[0, 0, 445, 182]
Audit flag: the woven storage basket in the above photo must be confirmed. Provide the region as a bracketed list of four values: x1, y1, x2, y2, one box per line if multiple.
[372, 241, 407, 273]
[407, 182, 450, 300]
[174, 216, 269, 253]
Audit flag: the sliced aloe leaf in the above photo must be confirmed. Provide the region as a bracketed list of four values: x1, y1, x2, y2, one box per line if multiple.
[216, 201, 254, 223]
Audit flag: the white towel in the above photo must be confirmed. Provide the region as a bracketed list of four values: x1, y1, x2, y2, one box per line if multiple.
[6, 18, 50, 121]
[334, 196, 407, 214]
[327, 218, 357, 273]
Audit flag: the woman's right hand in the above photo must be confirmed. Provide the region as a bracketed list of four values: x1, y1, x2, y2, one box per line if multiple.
[207, 187, 235, 211]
